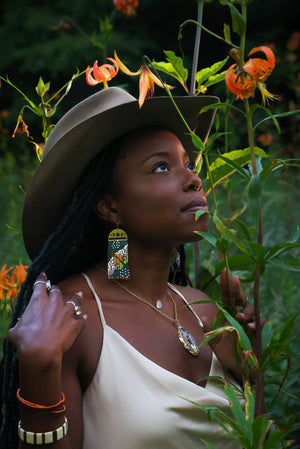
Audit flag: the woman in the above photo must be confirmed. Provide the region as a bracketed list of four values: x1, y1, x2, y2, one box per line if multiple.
[0, 87, 256, 449]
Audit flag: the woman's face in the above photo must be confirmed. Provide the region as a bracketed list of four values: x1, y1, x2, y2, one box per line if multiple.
[109, 128, 209, 249]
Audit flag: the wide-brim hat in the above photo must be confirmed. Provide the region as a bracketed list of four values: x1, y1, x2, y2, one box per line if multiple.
[22, 86, 219, 260]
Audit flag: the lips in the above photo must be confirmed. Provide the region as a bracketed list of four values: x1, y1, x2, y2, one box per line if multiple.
[181, 197, 208, 213]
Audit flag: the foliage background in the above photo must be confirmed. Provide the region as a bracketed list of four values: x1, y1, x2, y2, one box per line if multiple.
[0, 0, 299, 444]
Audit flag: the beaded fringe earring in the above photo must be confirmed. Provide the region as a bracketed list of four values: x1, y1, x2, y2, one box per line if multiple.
[170, 247, 181, 272]
[107, 225, 130, 279]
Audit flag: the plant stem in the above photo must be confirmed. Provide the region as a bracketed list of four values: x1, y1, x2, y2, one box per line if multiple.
[204, 152, 218, 213]
[190, 1, 204, 95]
[240, 0, 264, 417]
[243, 98, 257, 175]
[253, 266, 265, 416]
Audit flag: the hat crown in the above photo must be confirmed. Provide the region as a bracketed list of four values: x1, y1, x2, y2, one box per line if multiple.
[42, 87, 136, 160]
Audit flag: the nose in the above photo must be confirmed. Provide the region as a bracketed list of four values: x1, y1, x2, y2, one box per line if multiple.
[182, 169, 203, 192]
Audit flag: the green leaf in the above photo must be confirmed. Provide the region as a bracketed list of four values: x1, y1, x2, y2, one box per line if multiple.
[203, 70, 227, 88]
[195, 231, 218, 248]
[220, 0, 246, 36]
[269, 257, 300, 272]
[233, 219, 252, 243]
[196, 58, 228, 85]
[246, 175, 262, 220]
[265, 241, 300, 261]
[251, 416, 274, 448]
[223, 23, 232, 44]
[254, 108, 300, 131]
[217, 305, 252, 351]
[152, 51, 188, 86]
[216, 237, 229, 255]
[244, 383, 254, 426]
[264, 416, 298, 449]
[261, 319, 273, 349]
[201, 101, 246, 117]
[201, 441, 217, 449]
[206, 148, 267, 194]
[35, 77, 50, 97]
[224, 383, 250, 436]
[213, 212, 248, 254]
[189, 132, 205, 152]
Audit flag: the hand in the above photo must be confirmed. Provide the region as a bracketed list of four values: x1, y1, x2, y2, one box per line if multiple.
[203, 268, 265, 383]
[8, 272, 86, 367]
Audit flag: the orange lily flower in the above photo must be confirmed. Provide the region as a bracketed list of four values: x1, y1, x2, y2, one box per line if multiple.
[244, 46, 275, 83]
[86, 58, 119, 89]
[225, 66, 256, 100]
[0, 262, 28, 304]
[0, 265, 10, 290]
[114, 51, 173, 108]
[225, 46, 278, 105]
[113, 0, 139, 17]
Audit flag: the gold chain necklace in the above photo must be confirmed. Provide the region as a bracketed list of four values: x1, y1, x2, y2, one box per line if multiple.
[108, 274, 199, 357]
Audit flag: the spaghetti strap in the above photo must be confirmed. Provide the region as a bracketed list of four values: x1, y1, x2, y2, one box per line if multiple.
[168, 283, 203, 328]
[81, 273, 107, 327]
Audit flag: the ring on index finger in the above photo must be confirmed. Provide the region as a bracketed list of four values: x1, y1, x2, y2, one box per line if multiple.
[33, 279, 52, 293]
[66, 300, 82, 317]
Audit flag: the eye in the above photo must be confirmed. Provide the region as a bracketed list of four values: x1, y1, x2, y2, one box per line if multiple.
[186, 161, 195, 172]
[153, 162, 169, 173]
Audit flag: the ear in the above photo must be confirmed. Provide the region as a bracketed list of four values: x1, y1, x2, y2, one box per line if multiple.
[96, 195, 119, 223]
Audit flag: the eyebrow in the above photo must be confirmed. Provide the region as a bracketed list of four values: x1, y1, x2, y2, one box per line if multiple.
[142, 150, 190, 164]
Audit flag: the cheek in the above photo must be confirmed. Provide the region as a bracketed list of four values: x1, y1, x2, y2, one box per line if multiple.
[118, 188, 177, 232]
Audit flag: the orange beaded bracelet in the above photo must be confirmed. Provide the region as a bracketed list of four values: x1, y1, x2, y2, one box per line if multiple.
[17, 389, 66, 414]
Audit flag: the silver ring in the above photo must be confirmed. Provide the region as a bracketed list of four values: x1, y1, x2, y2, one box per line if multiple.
[66, 300, 82, 317]
[33, 279, 52, 292]
[50, 287, 61, 295]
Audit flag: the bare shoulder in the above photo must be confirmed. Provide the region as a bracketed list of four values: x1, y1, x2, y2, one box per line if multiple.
[57, 273, 103, 392]
[172, 284, 218, 322]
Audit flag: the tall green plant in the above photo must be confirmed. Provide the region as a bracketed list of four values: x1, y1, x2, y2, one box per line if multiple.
[144, 0, 300, 445]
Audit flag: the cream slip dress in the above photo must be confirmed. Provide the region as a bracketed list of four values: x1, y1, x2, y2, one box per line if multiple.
[81, 273, 241, 449]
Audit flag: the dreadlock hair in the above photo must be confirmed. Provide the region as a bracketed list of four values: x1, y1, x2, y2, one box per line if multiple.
[0, 127, 190, 448]
[0, 136, 125, 448]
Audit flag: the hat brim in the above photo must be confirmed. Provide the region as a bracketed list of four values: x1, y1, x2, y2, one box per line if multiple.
[22, 88, 219, 260]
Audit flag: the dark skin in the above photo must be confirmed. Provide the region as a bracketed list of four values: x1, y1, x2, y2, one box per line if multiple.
[8, 129, 259, 449]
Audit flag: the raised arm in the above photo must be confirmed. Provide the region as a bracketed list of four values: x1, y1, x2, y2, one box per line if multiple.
[8, 273, 86, 449]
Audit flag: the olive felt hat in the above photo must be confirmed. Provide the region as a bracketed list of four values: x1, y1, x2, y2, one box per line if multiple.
[22, 86, 218, 260]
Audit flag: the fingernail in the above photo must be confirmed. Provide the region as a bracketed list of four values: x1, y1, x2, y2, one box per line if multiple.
[76, 291, 83, 298]
[83, 314, 88, 320]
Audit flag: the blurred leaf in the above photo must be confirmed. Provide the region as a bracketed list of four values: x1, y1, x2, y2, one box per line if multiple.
[246, 174, 262, 222]
[254, 108, 300, 131]
[269, 257, 300, 271]
[216, 237, 229, 255]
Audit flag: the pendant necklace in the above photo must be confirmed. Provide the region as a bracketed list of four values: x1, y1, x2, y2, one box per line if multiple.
[111, 277, 199, 357]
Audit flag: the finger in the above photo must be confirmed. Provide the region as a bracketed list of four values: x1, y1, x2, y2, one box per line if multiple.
[229, 276, 248, 306]
[49, 285, 63, 297]
[65, 292, 87, 320]
[32, 272, 51, 295]
[235, 303, 254, 322]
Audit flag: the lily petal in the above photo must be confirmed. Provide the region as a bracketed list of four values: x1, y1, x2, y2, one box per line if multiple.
[225, 64, 256, 100]
[114, 51, 141, 76]
[86, 66, 99, 86]
[246, 46, 275, 82]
